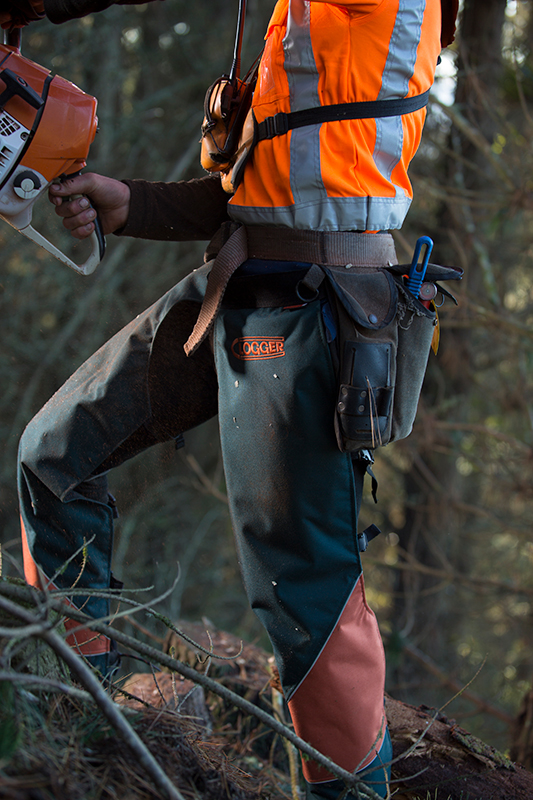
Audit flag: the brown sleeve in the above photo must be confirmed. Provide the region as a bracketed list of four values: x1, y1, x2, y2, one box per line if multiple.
[43, 0, 160, 24]
[441, 0, 459, 48]
[117, 174, 231, 242]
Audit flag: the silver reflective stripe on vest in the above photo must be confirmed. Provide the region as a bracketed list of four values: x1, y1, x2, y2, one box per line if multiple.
[374, 0, 426, 190]
[229, 195, 412, 232]
[283, 0, 326, 210]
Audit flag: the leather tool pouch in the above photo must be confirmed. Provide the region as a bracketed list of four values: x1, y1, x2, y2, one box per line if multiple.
[317, 262, 462, 452]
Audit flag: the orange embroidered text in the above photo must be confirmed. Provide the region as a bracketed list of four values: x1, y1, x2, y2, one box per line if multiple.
[231, 337, 285, 360]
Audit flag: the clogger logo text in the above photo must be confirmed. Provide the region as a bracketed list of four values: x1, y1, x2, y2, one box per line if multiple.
[231, 337, 286, 360]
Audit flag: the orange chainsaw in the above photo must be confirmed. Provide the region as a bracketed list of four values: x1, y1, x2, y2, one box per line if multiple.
[0, 31, 105, 274]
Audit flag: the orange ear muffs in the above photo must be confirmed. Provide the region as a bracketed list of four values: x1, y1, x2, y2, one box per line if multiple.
[200, 57, 260, 180]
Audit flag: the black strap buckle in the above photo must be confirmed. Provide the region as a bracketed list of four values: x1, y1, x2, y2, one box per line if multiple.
[357, 523, 381, 553]
[261, 112, 289, 139]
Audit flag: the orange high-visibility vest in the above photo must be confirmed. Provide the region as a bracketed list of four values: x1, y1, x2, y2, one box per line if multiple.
[228, 0, 442, 232]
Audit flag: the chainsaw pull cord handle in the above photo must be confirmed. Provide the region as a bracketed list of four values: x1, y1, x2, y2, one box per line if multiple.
[0, 66, 44, 109]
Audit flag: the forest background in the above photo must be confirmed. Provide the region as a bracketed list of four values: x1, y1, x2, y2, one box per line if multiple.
[0, 0, 532, 762]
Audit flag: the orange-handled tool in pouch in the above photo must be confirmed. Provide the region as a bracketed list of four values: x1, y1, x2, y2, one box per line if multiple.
[0, 32, 105, 275]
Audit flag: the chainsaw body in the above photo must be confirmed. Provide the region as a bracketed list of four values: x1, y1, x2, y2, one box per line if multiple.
[0, 44, 104, 275]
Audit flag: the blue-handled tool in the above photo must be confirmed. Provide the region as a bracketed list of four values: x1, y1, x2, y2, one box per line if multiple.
[407, 236, 433, 299]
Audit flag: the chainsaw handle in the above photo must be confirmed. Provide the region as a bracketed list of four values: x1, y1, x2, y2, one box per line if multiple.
[18, 220, 105, 274]
[0, 180, 106, 274]
[66, 192, 107, 272]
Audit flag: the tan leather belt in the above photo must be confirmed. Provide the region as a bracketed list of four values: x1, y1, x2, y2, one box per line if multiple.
[184, 224, 397, 356]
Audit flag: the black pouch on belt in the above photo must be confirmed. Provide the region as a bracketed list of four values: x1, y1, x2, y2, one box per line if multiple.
[314, 261, 462, 452]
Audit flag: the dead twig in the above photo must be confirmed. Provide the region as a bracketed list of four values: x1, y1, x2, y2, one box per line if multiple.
[430, 97, 515, 190]
[182, 453, 229, 505]
[398, 641, 513, 726]
[366, 548, 533, 598]
[50, 582, 244, 662]
[0, 670, 92, 701]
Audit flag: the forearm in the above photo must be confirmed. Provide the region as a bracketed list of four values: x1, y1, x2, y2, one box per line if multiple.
[118, 174, 230, 242]
[43, 0, 159, 24]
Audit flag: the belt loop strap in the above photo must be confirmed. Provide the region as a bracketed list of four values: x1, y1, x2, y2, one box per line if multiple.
[184, 225, 248, 357]
[296, 263, 325, 302]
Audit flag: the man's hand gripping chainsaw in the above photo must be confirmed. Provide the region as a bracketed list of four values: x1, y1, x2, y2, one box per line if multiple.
[0, 32, 105, 274]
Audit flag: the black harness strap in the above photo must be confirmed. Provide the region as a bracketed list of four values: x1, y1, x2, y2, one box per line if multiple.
[256, 88, 430, 141]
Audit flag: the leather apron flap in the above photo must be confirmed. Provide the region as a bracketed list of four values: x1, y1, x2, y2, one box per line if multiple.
[323, 266, 398, 331]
